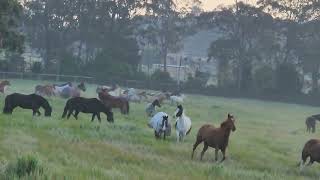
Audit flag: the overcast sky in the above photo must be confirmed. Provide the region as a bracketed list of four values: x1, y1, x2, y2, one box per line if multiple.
[201, 0, 255, 11]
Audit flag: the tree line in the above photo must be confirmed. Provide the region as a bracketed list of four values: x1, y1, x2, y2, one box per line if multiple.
[1, 0, 320, 99]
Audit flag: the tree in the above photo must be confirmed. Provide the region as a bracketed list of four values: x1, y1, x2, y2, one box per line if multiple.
[24, 0, 143, 78]
[0, 0, 24, 53]
[207, 2, 275, 91]
[137, 0, 184, 72]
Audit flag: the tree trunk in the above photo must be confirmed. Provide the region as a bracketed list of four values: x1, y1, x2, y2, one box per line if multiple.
[312, 70, 319, 94]
[44, 0, 50, 71]
[163, 46, 167, 72]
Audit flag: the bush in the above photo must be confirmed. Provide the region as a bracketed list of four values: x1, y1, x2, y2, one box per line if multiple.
[4, 154, 44, 179]
[253, 66, 275, 94]
[30, 62, 43, 73]
[275, 63, 302, 95]
[150, 70, 173, 82]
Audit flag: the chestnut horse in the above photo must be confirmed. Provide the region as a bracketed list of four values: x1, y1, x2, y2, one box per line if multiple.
[98, 89, 129, 115]
[0, 80, 10, 93]
[35, 85, 55, 97]
[191, 114, 236, 163]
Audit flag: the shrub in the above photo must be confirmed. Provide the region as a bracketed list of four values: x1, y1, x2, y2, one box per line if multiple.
[150, 70, 173, 82]
[4, 154, 44, 179]
[253, 66, 275, 94]
[30, 62, 43, 73]
[275, 63, 302, 95]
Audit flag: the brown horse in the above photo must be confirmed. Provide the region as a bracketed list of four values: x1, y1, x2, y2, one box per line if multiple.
[299, 139, 320, 170]
[35, 85, 55, 97]
[98, 89, 129, 115]
[0, 80, 10, 93]
[306, 114, 320, 133]
[191, 114, 236, 163]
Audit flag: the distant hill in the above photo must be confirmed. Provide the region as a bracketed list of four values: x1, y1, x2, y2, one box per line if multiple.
[180, 28, 221, 58]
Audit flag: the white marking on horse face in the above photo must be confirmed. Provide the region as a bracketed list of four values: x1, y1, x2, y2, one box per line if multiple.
[174, 108, 179, 117]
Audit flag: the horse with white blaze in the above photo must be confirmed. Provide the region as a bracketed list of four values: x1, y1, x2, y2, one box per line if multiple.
[148, 112, 171, 140]
[174, 105, 192, 142]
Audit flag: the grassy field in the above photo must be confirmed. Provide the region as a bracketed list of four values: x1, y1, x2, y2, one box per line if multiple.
[0, 79, 319, 179]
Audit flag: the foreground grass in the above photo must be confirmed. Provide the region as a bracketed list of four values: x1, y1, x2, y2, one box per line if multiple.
[0, 79, 319, 179]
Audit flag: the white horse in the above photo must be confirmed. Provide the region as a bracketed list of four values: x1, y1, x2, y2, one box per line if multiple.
[53, 83, 72, 95]
[170, 94, 185, 105]
[148, 112, 171, 139]
[174, 105, 192, 142]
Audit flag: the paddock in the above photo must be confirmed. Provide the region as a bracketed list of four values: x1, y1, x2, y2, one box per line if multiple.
[0, 79, 319, 179]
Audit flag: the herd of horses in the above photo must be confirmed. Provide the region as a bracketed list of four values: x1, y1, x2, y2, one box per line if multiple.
[0, 80, 320, 171]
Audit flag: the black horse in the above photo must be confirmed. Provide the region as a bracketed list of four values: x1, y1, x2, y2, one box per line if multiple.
[3, 93, 52, 116]
[62, 97, 114, 123]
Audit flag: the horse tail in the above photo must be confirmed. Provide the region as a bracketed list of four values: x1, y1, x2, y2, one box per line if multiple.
[186, 126, 192, 135]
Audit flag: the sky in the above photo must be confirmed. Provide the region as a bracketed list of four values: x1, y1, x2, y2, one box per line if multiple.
[201, 0, 255, 11]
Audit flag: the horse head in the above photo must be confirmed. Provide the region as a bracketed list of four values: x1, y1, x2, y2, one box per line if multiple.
[2, 80, 10, 86]
[221, 113, 236, 132]
[161, 115, 169, 132]
[152, 99, 161, 108]
[78, 82, 86, 92]
[44, 104, 52, 117]
[174, 105, 183, 118]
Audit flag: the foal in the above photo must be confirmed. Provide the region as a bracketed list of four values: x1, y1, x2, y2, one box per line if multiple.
[191, 114, 236, 162]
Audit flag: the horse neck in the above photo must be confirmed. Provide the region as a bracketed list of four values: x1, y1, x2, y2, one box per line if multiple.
[220, 127, 232, 142]
[177, 115, 186, 125]
[39, 98, 48, 109]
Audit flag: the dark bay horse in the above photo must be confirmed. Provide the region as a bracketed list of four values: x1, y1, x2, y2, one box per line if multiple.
[98, 90, 129, 115]
[62, 97, 114, 123]
[299, 139, 320, 170]
[3, 93, 52, 116]
[306, 114, 320, 133]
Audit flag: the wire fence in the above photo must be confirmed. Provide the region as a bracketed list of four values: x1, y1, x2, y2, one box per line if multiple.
[0, 71, 178, 91]
[0, 71, 94, 83]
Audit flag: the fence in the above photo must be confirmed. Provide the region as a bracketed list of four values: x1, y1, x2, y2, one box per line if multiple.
[0, 71, 94, 83]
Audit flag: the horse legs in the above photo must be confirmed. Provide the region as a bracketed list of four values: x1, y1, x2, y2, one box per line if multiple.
[200, 143, 209, 161]
[191, 139, 202, 159]
[32, 109, 37, 116]
[154, 131, 159, 139]
[74, 110, 80, 120]
[97, 113, 101, 123]
[215, 149, 219, 162]
[176, 130, 180, 143]
[67, 109, 73, 119]
[36, 109, 41, 116]
[91, 113, 96, 122]
[220, 148, 227, 163]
